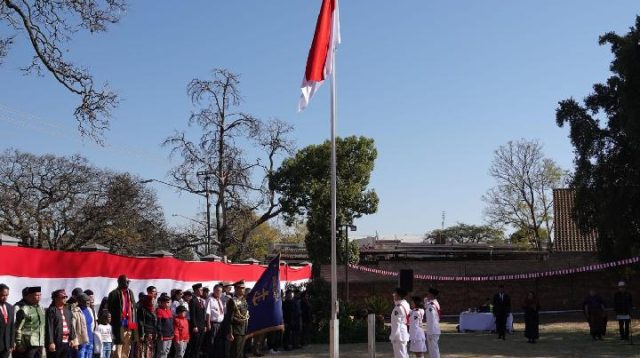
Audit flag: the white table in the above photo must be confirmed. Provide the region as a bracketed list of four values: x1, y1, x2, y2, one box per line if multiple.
[458, 312, 513, 333]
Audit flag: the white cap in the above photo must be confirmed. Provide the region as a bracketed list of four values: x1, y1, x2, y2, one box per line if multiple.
[618, 281, 626, 287]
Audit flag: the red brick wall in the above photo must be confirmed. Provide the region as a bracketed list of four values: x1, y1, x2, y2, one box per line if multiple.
[321, 253, 639, 314]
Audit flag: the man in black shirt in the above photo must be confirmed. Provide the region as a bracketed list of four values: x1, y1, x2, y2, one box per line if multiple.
[614, 281, 633, 340]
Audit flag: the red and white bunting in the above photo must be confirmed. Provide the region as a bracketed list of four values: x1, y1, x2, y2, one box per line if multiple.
[348, 256, 640, 282]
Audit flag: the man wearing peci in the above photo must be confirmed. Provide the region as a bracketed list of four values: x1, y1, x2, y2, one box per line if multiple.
[106, 275, 138, 358]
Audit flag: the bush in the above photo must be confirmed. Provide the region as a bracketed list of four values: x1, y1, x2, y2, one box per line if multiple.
[302, 279, 391, 343]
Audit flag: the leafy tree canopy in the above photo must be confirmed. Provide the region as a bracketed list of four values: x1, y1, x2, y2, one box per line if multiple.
[272, 136, 379, 265]
[424, 223, 505, 245]
[556, 16, 640, 259]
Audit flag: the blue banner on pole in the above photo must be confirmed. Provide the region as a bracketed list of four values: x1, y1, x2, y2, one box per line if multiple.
[246, 254, 284, 336]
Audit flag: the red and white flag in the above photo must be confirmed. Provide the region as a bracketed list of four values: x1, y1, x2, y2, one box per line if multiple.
[0, 246, 311, 306]
[298, 0, 341, 111]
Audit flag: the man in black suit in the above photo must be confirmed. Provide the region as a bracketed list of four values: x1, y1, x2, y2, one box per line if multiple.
[0, 283, 15, 358]
[186, 283, 206, 358]
[492, 285, 511, 340]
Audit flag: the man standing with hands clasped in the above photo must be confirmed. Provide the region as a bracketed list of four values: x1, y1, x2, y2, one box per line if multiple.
[185, 284, 205, 358]
[493, 285, 511, 340]
[107, 275, 137, 358]
[15, 287, 45, 358]
[222, 280, 249, 358]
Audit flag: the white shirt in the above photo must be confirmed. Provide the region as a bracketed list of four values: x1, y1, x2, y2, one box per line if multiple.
[205, 296, 225, 323]
[171, 299, 189, 319]
[389, 299, 410, 342]
[409, 308, 426, 341]
[96, 324, 113, 343]
[425, 301, 441, 335]
[221, 293, 232, 306]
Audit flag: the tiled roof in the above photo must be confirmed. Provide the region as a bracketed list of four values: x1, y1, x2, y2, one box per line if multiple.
[553, 189, 597, 252]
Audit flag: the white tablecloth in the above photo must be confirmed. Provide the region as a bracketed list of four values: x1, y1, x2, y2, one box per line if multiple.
[458, 312, 513, 333]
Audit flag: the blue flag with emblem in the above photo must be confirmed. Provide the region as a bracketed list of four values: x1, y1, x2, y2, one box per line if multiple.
[246, 253, 284, 336]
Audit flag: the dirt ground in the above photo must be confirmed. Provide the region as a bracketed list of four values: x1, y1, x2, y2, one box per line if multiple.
[272, 320, 640, 357]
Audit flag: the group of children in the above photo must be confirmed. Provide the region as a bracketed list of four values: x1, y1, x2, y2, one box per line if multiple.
[390, 287, 441, 358]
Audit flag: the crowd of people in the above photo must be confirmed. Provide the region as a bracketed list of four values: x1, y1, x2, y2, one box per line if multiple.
[0, 275, 312, 358]
[487, 281, 633, 344]
[391, 281, 634, 358]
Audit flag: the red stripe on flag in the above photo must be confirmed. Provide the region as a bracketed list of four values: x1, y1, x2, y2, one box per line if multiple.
[0, 246, 311, 282]
[304, 0, 335, 82]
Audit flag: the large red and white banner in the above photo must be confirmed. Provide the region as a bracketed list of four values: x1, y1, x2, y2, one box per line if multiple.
[0, 246, 311, 305]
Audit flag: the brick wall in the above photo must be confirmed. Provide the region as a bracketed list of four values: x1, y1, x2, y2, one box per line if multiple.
[321, 253, 639, 314]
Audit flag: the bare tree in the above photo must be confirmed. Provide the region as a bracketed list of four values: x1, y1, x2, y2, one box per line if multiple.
[0, 0, 125, 140]
[163, 68, 294, 259]
[0, 149, 167, 253]
[483, 139, 566, 250]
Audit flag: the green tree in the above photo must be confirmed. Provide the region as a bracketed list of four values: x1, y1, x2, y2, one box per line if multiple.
[482, 139, 566, 251]
[424, 223, 505, 244]
[555, 16, 640, 259]
[1, 0, 125, 140]
[272, 136, 379, 265]
[508, 227, 549, 249]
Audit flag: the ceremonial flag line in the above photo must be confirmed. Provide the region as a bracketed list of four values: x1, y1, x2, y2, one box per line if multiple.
[0, 246, 311, 306]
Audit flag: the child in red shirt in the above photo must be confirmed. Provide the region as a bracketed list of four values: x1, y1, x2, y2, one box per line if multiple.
[173, 306, 190, 358]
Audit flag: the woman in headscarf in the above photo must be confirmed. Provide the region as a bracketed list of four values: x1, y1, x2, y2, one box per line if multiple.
[136, 295, 157, 358]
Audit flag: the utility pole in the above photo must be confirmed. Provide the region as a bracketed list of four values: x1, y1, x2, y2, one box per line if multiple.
[340, 224, 357, 301]
[197, 171, 214, 255]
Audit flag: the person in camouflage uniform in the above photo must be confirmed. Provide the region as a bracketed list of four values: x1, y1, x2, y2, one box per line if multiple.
[222, 281, 249, 358]
[15, 287, 45, 358]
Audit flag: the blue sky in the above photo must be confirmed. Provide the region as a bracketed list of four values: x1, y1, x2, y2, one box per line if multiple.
[0, 1, 638, 240]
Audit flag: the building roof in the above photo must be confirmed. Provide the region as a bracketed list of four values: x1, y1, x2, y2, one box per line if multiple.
[553, 188, 597, 252]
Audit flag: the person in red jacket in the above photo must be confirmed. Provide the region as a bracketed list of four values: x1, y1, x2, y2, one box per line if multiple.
[155, 296, 173, 358]
[173, 306, 190, 358]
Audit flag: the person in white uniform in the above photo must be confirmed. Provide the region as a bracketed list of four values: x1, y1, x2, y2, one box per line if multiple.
[424, 288, 441, 358]
[408, 296, 427, 357]
[389, 287, 411, 358]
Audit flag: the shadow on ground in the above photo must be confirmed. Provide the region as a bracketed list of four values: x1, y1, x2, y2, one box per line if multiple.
[274, 320, 639, 357]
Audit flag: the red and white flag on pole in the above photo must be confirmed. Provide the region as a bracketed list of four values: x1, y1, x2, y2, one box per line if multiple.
[298, 0, 341, 111]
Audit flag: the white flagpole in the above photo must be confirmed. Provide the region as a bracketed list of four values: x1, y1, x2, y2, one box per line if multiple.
[329, 2, 339, 358]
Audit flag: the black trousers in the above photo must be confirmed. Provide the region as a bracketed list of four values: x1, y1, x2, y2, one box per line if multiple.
[208, 322, 225, 358]
[618, 319, 631, 339]
[47, 342, 71, 358]
[495, 314, 508, 337]
[186, 330, 204, 358]
[15, 347, 44, 358]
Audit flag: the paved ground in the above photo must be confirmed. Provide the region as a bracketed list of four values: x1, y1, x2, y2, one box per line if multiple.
[268, 321, 639, 357]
